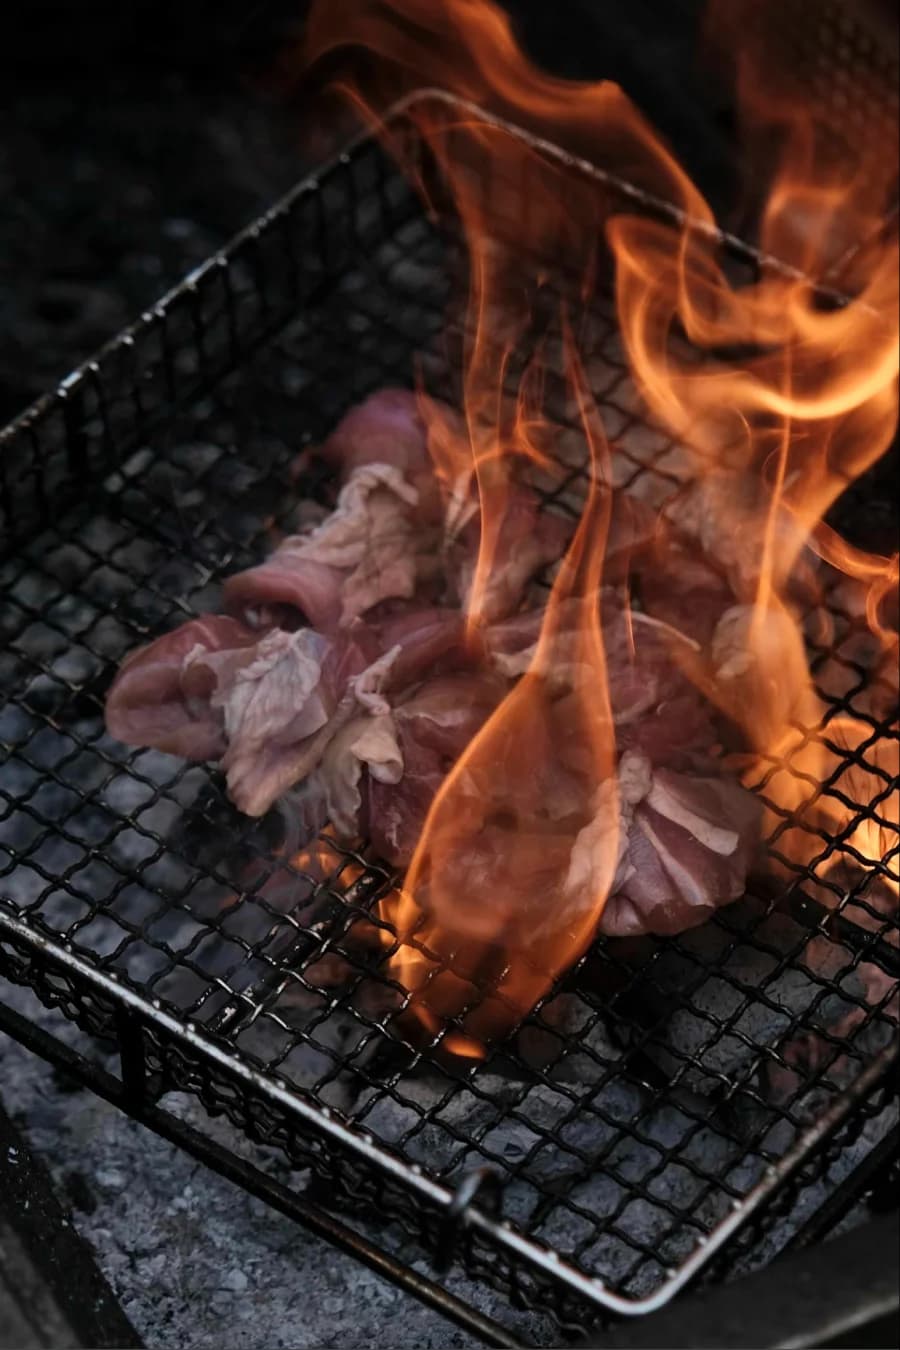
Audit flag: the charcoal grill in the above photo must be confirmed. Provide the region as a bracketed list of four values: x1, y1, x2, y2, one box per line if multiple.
[1, 91, 897, 1344]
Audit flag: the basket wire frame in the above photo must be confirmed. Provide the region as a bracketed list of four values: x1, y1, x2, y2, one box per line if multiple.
[0, 93, 897, 1331]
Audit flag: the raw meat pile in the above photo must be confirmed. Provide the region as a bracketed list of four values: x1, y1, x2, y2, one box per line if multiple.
[106, 389, 762, 939]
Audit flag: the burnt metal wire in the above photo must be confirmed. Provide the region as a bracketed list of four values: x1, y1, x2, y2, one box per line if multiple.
[0, 93, 897, 1335]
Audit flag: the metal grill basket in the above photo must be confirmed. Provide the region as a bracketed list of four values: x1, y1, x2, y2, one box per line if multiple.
[1, 92, 897, 1338]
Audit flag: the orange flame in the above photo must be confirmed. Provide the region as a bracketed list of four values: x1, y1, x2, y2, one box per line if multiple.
[608, 2, 898, 895]
[302, 0, 899, 1046]
[385, 335, 621, 1045]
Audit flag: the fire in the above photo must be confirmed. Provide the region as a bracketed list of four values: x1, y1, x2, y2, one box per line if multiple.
[288, 826, 349, 877]
[301, 0, 899, 1046]
[761, 716, 900, 907]
[385, 336, 622, 1045]
[608, 1, 898, 901]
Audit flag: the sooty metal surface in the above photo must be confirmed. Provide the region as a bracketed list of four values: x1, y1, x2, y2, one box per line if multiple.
[0, 94, 897, 1332]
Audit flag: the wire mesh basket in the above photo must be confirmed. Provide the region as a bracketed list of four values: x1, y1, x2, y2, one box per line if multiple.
[1, 92, 897, 1334]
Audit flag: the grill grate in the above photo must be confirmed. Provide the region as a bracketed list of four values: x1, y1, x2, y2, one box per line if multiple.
[1, 94, 897, 1332]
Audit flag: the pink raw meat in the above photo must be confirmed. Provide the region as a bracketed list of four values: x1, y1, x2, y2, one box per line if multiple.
[106, 595, 485, 828]
[226, 463, 437, 632]
[224, 554, 344, 633]
[319, 388, 434, 481]
[365, 672, 507, 865]
[603, 492, 660, 582]
[105, 615, 259, 760]
[104, 390, 762, 943]
[598, 758, 762, 938]
[486, 591, 719, 770]
[638, 543, 735, 649]
[604, 602, 720, 769]
[316, 386, 459, 522]
[371, 605, 481, 687]
[454, 489, 574, 622]
[106, 613, 401, 818]
[195, 629, 402, 818]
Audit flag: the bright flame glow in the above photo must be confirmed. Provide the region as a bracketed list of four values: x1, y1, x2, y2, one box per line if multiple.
[301, 0, 899, 1048]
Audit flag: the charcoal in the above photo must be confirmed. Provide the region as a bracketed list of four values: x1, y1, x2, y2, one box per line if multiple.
[352, 1064, 779, 1292]
[234, 991, 390, 1114]
[623, 902, 870, 1094]
[2, 73, 897, 1339]
[1, 986, 554, 1349]
[515, 992, 624, 1082]
[760, 953, 898, 1123]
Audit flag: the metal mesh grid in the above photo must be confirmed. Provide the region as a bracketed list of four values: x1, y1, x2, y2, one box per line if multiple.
[1, 95, 897, 1324]
[767, 0, 899, 158]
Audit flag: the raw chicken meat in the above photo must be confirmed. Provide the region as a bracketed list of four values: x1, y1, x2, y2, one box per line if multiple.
[453, 489, 574, 621]
[106, 600, 486, 824]
[226, 463, 439, 631]
[637, 542, 734, 649]
[105, 388, 765, 948]
[486, 591, 719, 771]
[317, 386, 460, 522]
[606, 605, 720, 770]
[319, 387, 434, 483]
[596, 752, 762, 938]
[365, 672, 508, 865]
[106, 615, 259, 761]
[317, 714, 404, 839]
[451, 486, 653, 623]
[108, 618, 401, 817]
[209, 632, 399, 818]
[369, 606, 479, 687]
[663, 471, 820, 606]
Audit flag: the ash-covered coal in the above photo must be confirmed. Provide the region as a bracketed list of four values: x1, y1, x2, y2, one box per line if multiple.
[228, 967, 402, 1114]
[599, 899, 879, 1097]
[0, 985, 553, 1350]
[0, 684, 340, 1034]
[0, 478, 334, 1022]
[348, 1031, 895, 1299]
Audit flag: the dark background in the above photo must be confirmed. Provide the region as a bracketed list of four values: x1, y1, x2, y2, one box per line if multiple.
[1, 0, 745, 429]
[2, 0, 896, 431]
